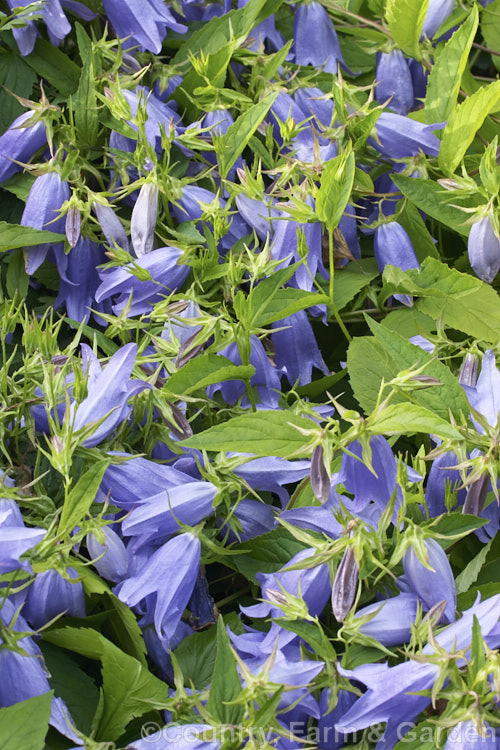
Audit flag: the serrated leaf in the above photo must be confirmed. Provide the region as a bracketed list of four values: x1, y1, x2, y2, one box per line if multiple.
[455, 540, 492, 595]
[230, 527, 307, 582]
[383, 257, 500, 343]
[218, 92, 278, 179]
[347, 316, 470, 420]
[396, 200, 440, 262]
[58, 459, 111, 534]
[425, 5, 478, 123]
[273, 619, 336, 661]
[166, 354, 255, 397]
[334, 258, 379, 310]
[481, 0, 500, 73]
[75, 24, 98, 146]
[392, 175, 483, 236]
[254, 288, 326, 326]
[24, 38, 80, 95]
[439, 80, 500, 174]
[369, 403, 462, 440]
[316, 145, 355, 233]
[180, 410, 313, 458]
[42, 627, 167, 742]
[386, 0, 429, 58]
[0, 50, 37, 134]
[206, 616, 243, 724]
[0, 693, 52, 750]
[0, 222, 65, 252]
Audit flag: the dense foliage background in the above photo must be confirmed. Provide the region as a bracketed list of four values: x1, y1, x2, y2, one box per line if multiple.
[0, 0, 500, 748]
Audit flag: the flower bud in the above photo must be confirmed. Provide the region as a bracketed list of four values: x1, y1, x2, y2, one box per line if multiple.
[332, 547, 359, 622]
[87, 526, 128, 583]
[131, 182, 158, 257]
[310, 444, 331, 504]
[93, 202, 130, 253]
[459, 353, 479, 388]
[65, 205, 81, 248]
[468, 215, 500, 284]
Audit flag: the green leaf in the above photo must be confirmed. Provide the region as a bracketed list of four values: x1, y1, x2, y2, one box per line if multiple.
[40, 641, 99, 736]
[455, 539, 492, 595]
[252, 687, 285, 727]
[273, 619, 336, 661]
[471, 615, 485, 673]
[425, 5, 478, 123]
[394, 721, 437, 750]
[383, 257, 500, 343]
[316, 145, 356, 233]
[24, 38, 80, 96]
[348, 317, 470, 420]
[392, 175, 482, 236]
[0, 693, 52, 750]
[42, 627, 167, 742]
[369, 403, 462, 441]
[230, 527, 307, 582]
[206, 616, 244, 724]
[438, 80, 500, 174]
[481, 0, 500, 73]
[0, 50, 37, 134]
[75, 25, 98, 146]
[6, 249, 29, 298]
[334, 258, 379, 310]
[166, 354, 255, 397]
[58, 459, 111, 534]
[396, 200, 440, 262]
[429, 512, 488, 540]
[180, 410, 313, 458]
[173, 0, 283, 63]
[0, 222, 65, 253]
[218, 92, 278, 179]
[253, 287, 326, 327]
[386, 0, 429, 58]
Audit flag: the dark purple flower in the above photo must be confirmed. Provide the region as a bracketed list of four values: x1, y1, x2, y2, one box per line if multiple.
[102, 0, 187, 54]
[403, 537, 456, 623]
[375, 50, 414, 115]
[115, 532, 200, 642]
[318, 688, 358, 750]
[468, 215, 500, 284]
[293, 1, 345, 74]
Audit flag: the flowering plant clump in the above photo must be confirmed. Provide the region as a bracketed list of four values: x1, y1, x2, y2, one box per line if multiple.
[0, 0, 499, 748]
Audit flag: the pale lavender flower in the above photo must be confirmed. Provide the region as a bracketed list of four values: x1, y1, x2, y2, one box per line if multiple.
[101, 0, 187, 54]
[131, 182, 158, 257]
[403, 537, 456, 623]
[293, 1, 345, 74]
[375, 50, 414, 115]
[21, 172, 69, 275]
[0, 110, 47, 184]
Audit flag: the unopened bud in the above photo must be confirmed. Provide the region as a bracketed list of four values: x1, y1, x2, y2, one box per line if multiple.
[310, 444, 331, 504]
[463, 473, 489, 516]
[65, 206, 81, 248]
[130, 182, 158, 257]
[332, 547, 359, 622]
[459, 353, 478, 388]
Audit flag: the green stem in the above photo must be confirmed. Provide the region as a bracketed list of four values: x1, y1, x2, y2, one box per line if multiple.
[328, 230, 351, 342]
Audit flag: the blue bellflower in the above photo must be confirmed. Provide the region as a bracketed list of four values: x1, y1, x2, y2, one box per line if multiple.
[69, 343, 151, 447]
[402, 538, 457, 623]
[21, 172, 69, 275]
[55, 236, 105, 323]
[354, 593, 419, 646]
[293, 1, 345, 74]
[372, 112, 443, 158]
[115, 532, 200, 642]
[101, 0, 187, 54]
[272, 310, 329, 386]
[23, 567, 86, 629]
[0, 110, 47, 184]
[468, 215, 500, 284]
[375, 50, 414, 115]
[422, 0, 454, 39]
[374, 221, 419, 305]
[87, 526, 128, 583]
